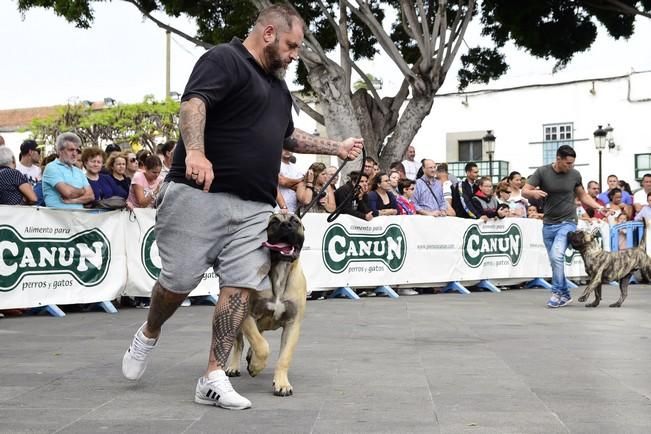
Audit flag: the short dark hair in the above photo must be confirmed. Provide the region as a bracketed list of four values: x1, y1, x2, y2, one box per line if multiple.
[157, 140, 176, 155]
[143, 154, 162, 171]
[607, 187, 622, 201]
[104, 143, 121, 154]
[464, 162, 477, 173]
[642, 173, 651, 181]
[347, 170, 361, 183]
[255, 4, 303, 33]
[436, 163, 448, 173]
[364, 156, 377, 165]
[587, 180, 600, 189]
[556, 145, 576, 159]
[507, 171, 521, 182]
[398, 178, 415, 194]
[369, 171, 387, 191]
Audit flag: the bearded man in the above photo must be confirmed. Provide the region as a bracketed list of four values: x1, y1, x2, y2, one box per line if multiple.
[121, 4, 363, 410]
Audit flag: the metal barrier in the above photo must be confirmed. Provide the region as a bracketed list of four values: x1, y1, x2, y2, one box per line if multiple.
[610, 221, 645, 251]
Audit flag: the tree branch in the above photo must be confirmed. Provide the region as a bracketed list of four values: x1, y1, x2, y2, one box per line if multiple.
[416, 0, 432, 61]
[344, 0, 418, 82]
[291, 92, 325, 125]
[389, 78, 411, 113]
[350, 60, 388, 114]
[441, 0, 475, 76]
[399, 1, 427, 60]
[433, 0, 448, 78]
[584, 0, 651, 20]
[122, 0, 213, 50]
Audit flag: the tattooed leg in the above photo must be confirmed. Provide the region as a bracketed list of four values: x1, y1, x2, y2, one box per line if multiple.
[143, 281, 188, 339]
[206, 287, 250, 373]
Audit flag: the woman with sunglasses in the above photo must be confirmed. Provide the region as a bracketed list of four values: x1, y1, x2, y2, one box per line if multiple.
[125, 152, 139, 179]
[396, 178, 416, 215]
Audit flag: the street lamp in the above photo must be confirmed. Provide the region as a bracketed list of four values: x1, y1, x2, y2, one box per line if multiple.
[483, 130, 496, 182]
[604, 123, 615, 150]
[593, 125, 607, 189]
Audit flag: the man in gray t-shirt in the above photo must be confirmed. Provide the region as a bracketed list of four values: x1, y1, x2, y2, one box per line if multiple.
[524, 145, 605, 308]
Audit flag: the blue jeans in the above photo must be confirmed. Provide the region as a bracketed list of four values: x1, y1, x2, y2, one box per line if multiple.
[542, 222, 577, 296]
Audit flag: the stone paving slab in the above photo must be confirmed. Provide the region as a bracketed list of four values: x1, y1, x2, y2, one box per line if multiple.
[1, 286, 650, 433]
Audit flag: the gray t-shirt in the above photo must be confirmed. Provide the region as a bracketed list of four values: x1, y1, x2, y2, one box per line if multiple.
[527, 164, 583, 224]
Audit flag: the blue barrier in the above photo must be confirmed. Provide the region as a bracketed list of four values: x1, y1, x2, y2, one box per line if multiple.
[610, 221, 645, 251]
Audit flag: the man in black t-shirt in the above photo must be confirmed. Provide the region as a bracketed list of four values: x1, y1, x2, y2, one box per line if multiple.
[122, 4, 363, 410]
[524, 145, 605, 309]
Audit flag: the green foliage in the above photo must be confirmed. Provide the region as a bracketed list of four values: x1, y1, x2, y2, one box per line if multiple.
[17, 1, 648, 93]
[27, 96, 180, 151]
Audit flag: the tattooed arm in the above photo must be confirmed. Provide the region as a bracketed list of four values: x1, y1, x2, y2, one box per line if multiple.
[284, 128, 363, 161]
[179, 97, 213, 192]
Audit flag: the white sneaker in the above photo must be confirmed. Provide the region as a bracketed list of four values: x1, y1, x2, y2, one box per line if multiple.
[181, 298, 191, 307]
[194, 370, 252, 410]
[399, 288, 419, 296]
[122, 322, 158, 380]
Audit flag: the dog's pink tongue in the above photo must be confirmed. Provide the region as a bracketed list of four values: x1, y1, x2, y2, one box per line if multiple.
[262, 241, 294, 255]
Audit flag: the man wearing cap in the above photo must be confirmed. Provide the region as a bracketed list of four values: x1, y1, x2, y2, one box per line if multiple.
[16, 139, 42, 186]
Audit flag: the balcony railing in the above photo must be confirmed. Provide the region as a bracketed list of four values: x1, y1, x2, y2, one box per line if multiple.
[447, 160, 510, 185]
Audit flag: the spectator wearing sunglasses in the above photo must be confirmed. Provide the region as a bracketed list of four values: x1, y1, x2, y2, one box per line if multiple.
[42, 132, 94, 208]
[125, 152, 139, 179]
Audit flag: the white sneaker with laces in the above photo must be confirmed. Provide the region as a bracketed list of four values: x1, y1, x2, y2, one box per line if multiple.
[122, 322, 158, 380]
[195, 370, 252, 410]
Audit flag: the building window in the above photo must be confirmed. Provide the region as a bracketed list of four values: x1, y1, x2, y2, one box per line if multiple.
[448, 160, 509, 185]
[543, 123, 574, 164]
[458, 139, 482, 161]
[634, 154, 651, 182]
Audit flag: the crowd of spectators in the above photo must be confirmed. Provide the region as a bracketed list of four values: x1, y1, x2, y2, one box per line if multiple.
[277, 144, 651, 231]
[0, 132, 174, 211]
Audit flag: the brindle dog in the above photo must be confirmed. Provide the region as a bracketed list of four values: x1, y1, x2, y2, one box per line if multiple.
[568, 230, 651, 307]
[225, 213, 306, 396]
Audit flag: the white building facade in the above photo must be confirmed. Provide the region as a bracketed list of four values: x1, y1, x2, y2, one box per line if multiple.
[409, 70, 651, 189]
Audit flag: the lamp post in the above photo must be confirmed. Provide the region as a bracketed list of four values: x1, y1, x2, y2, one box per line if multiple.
[593, 125, 607, 189]
[483, 130, 496, 182]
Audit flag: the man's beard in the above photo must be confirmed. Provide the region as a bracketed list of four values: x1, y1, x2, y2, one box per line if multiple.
[263, 41, 287, 80]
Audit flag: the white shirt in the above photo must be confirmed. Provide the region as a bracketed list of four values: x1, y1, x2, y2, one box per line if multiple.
[402, 159, 419, 180]
[633, 189, 649, 205]
[15, 162, 41, 186]
[279, 161, 303, 213]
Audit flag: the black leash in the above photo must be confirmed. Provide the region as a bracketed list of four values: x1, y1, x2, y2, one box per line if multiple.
[297, 147, 366, 222]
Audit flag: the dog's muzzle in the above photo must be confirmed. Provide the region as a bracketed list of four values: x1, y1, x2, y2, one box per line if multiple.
[263, 240, 301, 261]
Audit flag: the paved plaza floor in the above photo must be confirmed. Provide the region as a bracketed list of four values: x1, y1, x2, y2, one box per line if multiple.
[1, 286, 650, 433]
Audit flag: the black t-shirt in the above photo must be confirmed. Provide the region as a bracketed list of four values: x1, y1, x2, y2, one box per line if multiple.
[527, 164, 582, 224]
[167, 38, 295, 206]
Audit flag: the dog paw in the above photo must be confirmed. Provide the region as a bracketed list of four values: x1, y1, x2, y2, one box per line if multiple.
[246, 353, 268, 377]
[273, 380, 293, 397]
[577, 296, 587, 302]
[609, 303, 622, 308]
[224, 368, 240, 377]
[586, 302, 599, 308]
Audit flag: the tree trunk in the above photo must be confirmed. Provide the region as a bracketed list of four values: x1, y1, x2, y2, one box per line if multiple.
[306, 60, 364, 183]
[351, 90, 402, 165]
[379, 95, 435, 169]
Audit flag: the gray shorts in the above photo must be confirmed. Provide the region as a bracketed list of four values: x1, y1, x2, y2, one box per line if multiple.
[155, 182, 273, 294]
